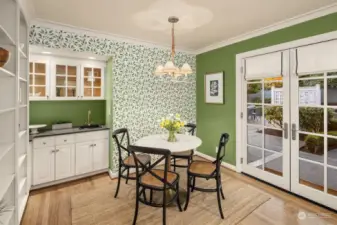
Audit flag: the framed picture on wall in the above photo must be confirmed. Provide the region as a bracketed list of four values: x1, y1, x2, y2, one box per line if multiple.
[204, 72, 224, 104]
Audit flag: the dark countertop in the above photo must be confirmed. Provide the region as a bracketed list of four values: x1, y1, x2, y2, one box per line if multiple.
[29, 126, 110, 141]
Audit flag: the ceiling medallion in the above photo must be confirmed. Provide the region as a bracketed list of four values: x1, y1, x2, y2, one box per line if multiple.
[154, 16, 193, 82]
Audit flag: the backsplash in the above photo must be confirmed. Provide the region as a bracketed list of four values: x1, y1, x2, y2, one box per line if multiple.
[29, 24, 196, 171]
[29, 100, 106, 128]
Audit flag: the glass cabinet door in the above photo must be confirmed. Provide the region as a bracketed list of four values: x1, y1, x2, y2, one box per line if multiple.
[29, 62, 48, 98]
[82, 67, 103, 98]
[55, 64, 78, 98]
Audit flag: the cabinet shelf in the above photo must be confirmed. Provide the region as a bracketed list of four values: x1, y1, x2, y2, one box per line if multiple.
[0, 67, 15, 78]
[0, 107, 15, 115]
[0, 143, 14, 162]
[0, 25, 15, 46]
[18, 153, 26, 168]
[19, 130, 26, 138]
[18, 177, 26, 194]
[19, 104, 27, 108]
[0, 175, 14, 201]
[19, 77, 27, 82]
[19, 48, 27, 59]
[0, 207, 14, 225]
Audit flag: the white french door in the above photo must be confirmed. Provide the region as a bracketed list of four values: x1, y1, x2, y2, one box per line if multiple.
[241, 40, 337, 210]
[242, 50, 291, 190]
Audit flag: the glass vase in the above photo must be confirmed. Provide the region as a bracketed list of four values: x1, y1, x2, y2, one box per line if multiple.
[167, 130, 177, 142]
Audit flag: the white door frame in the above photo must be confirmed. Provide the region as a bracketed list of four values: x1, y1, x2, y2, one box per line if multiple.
[236, 30, 337, 173]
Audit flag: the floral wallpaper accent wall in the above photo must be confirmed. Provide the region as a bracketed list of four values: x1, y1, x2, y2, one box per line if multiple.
[29, 25, 196, 172]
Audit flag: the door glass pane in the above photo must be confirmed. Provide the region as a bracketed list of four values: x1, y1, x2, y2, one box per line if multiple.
[327, 167, 337, 196]
[34, 75, 46, 86]
[299, 107, 324, 133]
[35, 86, 46, 97]
[56, 65, 66, 75]
[93, 68, 101, 77]
[35, 63, 46, 74]
[247, 83, 262, 103]
[247, 126, 262, 148]
[56, 87, 66, 97]
[247, 146, 262, 169]
[264, 128, 282, 152]
[299, 160, 324, 191]
[247, 105, 262, 125]
[84, 67, 92, 77]
[298, 79, 323, 106]
[56, 76, 66, 86]
[68, 66, 77, 76]
[93, 78, 101, 87]
[328, 108, 337, 137]
[29, 74, 34, 85]
[264, 106, 282, 129]
[328, 137, 337, 167]
[264, 79, 283, 104]
[264, 150, 282, 176]
[327, 78, 337, 106]
[67, 88, 76, 97]
[29, 86, 33, 96]
[299, 133, 324, 164]
[93, 88, 101, 97]
[83, 78, 92, 87]
[67, 76, 76, 87]
[84, 88, 92, 97]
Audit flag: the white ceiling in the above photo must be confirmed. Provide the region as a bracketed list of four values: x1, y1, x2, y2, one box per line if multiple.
[32, 0, 337, 51]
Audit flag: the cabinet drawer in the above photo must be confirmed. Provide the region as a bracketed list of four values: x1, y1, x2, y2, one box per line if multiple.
[75, 131, 109, 142]
[33, 137, 55, 148]
[55, 134, 75, 145]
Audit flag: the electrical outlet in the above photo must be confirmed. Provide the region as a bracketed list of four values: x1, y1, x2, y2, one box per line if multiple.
[215, 146, 218, 153]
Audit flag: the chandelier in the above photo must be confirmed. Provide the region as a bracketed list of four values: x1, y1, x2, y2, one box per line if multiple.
[154, 16, 193, 80]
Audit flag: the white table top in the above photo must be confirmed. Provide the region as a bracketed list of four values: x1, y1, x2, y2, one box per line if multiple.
[135, 134, 202, 153]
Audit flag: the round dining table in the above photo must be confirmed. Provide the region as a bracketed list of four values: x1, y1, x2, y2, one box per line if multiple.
[134, 133, 202, 206]
[135, 133, 202, 153]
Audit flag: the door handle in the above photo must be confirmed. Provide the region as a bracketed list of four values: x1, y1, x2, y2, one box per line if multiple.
[291, 123, 297, 140]
[283, 122, 288, 139]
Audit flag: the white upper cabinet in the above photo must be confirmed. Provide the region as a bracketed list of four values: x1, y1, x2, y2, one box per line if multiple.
[29, 56, 51, 100]
[29, 54, 106, 101]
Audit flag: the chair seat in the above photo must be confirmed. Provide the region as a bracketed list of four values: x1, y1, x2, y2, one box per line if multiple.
[140, 169, 178, 188]
[171, 149, 193, 157]
[123, 154, 151, 167]
[188, 160, 216, 176]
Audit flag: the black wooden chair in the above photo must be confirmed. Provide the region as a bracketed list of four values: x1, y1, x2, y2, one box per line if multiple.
[112, 128, 151, 198]
[128, 145, 182, 225]
[171, 123, 197, 171]
[184, 133, 230, 219]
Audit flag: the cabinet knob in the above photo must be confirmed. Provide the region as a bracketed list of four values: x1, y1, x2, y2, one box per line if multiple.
[64, 139, 67, 142]
[43, 142, 46, 145]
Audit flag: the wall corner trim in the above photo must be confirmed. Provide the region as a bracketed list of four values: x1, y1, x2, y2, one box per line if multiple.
[195, 151, 237, 172]
[195, 3, 337, 54]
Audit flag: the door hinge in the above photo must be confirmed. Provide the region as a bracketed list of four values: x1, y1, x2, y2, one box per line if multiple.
[240, 112, 243, 119]
[240, 157, 243, 164]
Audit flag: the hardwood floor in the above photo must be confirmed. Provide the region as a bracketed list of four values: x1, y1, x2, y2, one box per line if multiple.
[21, 157, 337, 225]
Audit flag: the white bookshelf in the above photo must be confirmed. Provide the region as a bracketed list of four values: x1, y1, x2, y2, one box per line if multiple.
[0, 0, 29, 225]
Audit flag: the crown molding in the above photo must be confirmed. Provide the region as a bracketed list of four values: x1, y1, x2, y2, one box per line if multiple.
[195, 3, 337, 55]
[31, 18, 196, 55]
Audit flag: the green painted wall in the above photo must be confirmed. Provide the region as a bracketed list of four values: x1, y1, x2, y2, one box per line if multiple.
[196, 13, 337, 165]
[29, 100, 106, 128]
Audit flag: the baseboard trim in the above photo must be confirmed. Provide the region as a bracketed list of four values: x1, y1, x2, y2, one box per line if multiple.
[195, 151, 237, 172]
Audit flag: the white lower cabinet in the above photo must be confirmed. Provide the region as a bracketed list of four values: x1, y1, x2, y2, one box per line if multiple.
[93, 139, 109, 171]
[32, 130, 109, 187]
[33, 147, 55, 185]
[55, 145, 75, 180]
[75, 142, 93, 175]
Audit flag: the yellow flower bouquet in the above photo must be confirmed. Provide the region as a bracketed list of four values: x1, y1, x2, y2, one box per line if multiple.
[160, 114, 185, 142]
